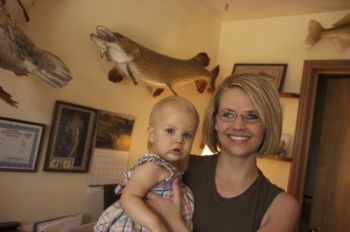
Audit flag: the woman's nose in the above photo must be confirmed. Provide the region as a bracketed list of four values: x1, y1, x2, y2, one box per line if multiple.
[231, 116, 246, 129]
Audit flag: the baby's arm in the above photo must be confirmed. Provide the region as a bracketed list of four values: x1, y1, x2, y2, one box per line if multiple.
[120, 162, 169, 232]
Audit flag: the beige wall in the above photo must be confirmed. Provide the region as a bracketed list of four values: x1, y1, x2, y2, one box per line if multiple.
[217, 10, 350, 190]
[1, 0, 350, 224]
[0, 0, 221, 223]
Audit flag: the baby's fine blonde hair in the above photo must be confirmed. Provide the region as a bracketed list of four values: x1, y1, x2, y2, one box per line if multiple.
[148, 95, 199, 149]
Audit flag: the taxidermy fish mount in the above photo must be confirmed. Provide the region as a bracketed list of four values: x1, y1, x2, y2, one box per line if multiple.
[0, 0, 72, 107]
[90, 25, 219, 97]
[305, 12, 350, 51]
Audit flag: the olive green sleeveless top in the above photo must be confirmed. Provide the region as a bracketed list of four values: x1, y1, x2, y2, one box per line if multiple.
[183, 155, 283, 232]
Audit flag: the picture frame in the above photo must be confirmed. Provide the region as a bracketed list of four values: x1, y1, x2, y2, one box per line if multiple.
[232, 63, 287, 91]
[88, 110, 135, 186]
[277, 133, 292, 158]
[95, 110, 135, 151]
[263, 133, 293, 162]
[0, 117, 45, 172]
[44, 101, 98, 172]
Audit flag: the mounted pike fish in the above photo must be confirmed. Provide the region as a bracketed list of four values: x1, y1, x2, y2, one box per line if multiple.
[305, 12, 350, 50]
[90, 25, 219, 96]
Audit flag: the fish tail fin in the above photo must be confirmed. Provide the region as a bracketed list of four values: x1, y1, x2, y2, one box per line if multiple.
[305, 20, 323, 47]
[190, 52, 210, 67]
[207, 65, 220, 93]
[33, 51, 72, 88]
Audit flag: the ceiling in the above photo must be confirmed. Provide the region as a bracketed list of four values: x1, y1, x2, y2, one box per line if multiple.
[199, 0, 350, 21]
[5, 0, 350, 23]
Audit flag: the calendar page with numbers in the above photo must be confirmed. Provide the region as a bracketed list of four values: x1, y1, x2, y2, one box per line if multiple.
[88, 148, 128, 186]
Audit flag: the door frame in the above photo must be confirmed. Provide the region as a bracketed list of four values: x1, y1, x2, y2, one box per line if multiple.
[288, 60, 350, 203]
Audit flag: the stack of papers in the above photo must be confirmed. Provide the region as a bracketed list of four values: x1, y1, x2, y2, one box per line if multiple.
[33, 214, 82, 232]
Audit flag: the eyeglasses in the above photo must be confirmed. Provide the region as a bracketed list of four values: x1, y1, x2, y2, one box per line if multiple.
[217, 109, 260, 123]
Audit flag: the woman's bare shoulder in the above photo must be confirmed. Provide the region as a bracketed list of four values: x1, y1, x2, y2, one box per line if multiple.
[259, 192, 299, 232]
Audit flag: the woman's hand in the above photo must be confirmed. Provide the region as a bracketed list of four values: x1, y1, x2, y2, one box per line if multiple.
[146, 179, 189, 232]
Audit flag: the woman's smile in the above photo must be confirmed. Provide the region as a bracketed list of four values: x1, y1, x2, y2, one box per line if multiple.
[215, 87, 264, 157]
[227, 134, 251, 143]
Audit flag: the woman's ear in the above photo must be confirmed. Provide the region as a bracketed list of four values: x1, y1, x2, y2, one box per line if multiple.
[147, 126, 155, 144]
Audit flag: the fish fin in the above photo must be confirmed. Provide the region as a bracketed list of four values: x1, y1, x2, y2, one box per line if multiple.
[108, 67, 124, 83]
[0, 86, 18, 107]
[15, 0, 30, 23]
[166, 83, 178, 95]
[126, 64, 138, 85]
[152, 88, 164, 97]
[189, 52, 210, 67]
[333, 13, 350, 27]
[207, 65, 220, 93]
[32, 51, 72, 88]
[305, 20, 323, 47]
[333, 38, 349, 51]
[195, 79, 207, 93]
[146, 86, 164, 97]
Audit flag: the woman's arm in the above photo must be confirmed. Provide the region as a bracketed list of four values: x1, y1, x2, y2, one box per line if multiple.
[120, 162, 169, 232]
[146, 180, 190, 232]
[258, 192, 300, 232]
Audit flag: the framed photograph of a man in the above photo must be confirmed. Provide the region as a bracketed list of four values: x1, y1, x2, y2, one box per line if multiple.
[44, 101, 98, 172]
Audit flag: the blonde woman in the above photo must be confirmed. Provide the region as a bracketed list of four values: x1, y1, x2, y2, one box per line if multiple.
[147, 74, 299, 232]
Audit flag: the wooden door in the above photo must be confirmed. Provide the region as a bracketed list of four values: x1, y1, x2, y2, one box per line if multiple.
[288, 60, 350, 232]
[308, 77, 350, 231]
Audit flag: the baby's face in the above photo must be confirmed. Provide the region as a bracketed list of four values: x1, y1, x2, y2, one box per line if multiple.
[148, 105, 197, 166]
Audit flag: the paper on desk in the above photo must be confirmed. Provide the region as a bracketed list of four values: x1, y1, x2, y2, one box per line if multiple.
[33, 214, 82, 232]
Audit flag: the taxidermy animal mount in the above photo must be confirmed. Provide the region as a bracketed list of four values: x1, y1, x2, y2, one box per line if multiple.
[90, 25, 219, 96]
[0, 0, 72, 107]
[305, 12, 350, 51]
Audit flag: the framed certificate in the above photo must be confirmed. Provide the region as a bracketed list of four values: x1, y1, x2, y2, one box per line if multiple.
[0, 117, 45, 172]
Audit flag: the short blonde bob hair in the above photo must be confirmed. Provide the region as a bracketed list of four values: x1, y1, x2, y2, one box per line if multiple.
[202, 73, 282, 156]
[148, 95, 199, 149]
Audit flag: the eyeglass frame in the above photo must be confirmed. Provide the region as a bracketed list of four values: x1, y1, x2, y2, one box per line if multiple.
[216, 108, 261, 123]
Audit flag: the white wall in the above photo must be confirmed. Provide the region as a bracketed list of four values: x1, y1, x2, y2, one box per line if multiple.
[0, 0, 221, 223]
[1, 0, 350, 223]
[217, 10, 350, 190]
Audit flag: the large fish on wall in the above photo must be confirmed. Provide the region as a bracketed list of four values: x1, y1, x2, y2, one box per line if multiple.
[305, 12, 350, 51]
[0, 0, 72, 107]
[90, 25, 219, 96]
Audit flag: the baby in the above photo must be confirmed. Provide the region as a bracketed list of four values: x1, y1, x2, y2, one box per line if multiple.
[95, 95, 199, 231]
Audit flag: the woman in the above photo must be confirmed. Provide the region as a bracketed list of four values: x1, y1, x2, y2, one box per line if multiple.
[146, 73, 299, 232]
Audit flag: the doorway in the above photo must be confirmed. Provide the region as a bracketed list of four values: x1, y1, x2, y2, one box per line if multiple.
[288, 60, 350, 232]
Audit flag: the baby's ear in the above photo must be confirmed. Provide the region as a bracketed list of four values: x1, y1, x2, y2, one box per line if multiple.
[147, 126, 155, 143]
